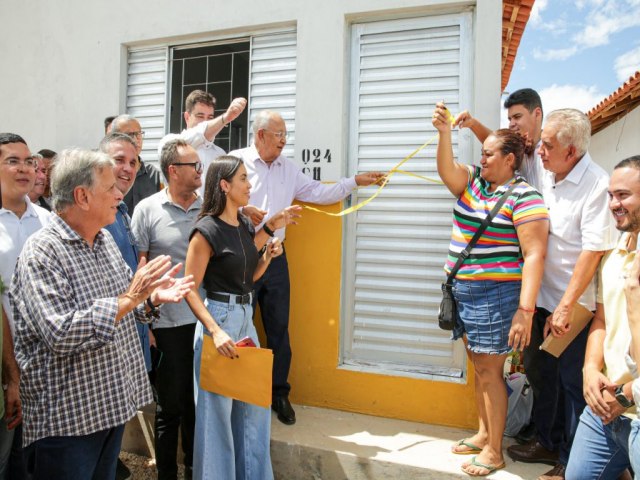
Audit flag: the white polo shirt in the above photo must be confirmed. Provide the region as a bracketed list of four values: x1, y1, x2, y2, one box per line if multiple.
[0, 197, 52, 334]
[537, 152, 618, 311]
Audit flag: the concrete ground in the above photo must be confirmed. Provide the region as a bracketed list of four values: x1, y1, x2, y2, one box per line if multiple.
[123, 403, 550, 479]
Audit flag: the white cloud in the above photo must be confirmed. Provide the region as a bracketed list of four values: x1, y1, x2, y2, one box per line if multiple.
[539, 84, 606, 115]
[615, 45, 640, 82]
[529, 0, 549, 27]
[532, 0, 640, 61]
[533, 46, 578, 61]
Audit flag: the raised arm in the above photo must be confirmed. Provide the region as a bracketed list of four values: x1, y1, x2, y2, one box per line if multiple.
[432, 102, 470, 197]
[453, 110, 493, 144]
[200, 97, 247, 142]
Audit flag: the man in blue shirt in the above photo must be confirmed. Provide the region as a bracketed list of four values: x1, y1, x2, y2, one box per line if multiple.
[101, 133, 152, 372]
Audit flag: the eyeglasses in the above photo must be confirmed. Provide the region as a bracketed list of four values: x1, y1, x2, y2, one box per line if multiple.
[171, 161, 203, 174]
[263, 129, 289, 141]
[125, 131, 145, 139]
[2, 157, 36, 170]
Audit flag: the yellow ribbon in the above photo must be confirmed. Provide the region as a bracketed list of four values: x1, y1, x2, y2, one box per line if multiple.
[303, 108, 455, 217]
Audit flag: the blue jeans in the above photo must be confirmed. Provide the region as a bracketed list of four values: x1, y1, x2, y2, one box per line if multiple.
[23, 424, 125, 480]
[523, 307, 589, 465]
[193, 296, 273, 480]
[566, 406, 631, 480]
[629, 419, 640, 480]
[452, 279, 521, 354]
[252, 252, 291, 397]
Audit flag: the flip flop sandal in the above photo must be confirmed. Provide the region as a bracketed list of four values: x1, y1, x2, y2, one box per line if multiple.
[452, 439, 482, 455]
[461, 456, 506, 477]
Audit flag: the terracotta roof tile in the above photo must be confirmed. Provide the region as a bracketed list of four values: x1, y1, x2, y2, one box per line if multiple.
[502, 0, 535, 92]
[588, 71, 640, 134]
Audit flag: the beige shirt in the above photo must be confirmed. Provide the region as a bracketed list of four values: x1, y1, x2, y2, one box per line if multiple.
[597, 233, 635, 385]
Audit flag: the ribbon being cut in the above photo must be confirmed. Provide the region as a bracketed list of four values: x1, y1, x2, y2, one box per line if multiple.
[304, 106, 456, 217]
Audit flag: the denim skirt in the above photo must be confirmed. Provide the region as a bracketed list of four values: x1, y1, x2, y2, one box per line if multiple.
[451, 279, 521, 354]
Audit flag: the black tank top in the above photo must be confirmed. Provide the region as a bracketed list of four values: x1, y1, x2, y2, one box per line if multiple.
[190, 214, 258, 295]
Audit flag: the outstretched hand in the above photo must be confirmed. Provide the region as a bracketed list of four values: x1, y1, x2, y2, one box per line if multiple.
[266, 205, 302, 231]
[355, 172, 386, 186]
[150, 264, 195, 305]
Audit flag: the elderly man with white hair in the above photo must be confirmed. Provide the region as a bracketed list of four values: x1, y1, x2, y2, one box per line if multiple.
[9, 148, 193, 480]
[230, 110, 384, 426]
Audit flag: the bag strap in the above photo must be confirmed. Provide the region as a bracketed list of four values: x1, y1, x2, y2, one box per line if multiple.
[445, 179, 522, 285]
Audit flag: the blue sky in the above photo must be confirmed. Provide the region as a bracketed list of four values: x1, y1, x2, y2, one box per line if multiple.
[503, 0, 640, 123]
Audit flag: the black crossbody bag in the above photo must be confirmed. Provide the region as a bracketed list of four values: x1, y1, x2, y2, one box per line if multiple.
[438, 181, 521, 330]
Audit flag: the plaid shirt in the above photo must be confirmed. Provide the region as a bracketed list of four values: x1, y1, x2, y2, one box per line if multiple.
[10, 215, 153, 446]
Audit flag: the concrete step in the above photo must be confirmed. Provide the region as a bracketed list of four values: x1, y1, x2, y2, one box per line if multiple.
[122, 403, 550, 479]
[271, 404, 549, 479]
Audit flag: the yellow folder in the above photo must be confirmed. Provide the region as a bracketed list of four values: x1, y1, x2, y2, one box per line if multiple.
[539, 303, 594, 358]
[199, 334, 274, 408]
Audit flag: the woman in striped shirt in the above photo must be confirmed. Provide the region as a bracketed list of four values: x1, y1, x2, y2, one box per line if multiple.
[433, 102, 549, 477]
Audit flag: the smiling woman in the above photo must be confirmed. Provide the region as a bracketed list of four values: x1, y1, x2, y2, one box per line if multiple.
[432, 102, 550, 477]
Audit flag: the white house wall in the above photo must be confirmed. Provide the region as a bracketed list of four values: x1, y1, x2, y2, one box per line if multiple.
[0, 0, 501, 175]
[590, 107, 640, 174]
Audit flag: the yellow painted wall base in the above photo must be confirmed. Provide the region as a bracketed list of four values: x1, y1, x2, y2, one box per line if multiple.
[254, 202, 478, 430]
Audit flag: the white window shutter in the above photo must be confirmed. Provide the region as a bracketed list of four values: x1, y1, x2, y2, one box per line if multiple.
[342, 13, 473, 379]
[248, 31, 297, 158]
[126, 47, 169, 165]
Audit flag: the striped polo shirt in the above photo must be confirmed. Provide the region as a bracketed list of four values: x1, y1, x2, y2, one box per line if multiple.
[445, 165, 549, 281]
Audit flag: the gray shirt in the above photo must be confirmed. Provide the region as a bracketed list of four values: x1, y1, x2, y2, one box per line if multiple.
[131, 188, 204, 329]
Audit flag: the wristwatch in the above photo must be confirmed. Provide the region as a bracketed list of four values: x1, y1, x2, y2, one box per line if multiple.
[615, 384, 635, 408]
[145, 297, 160, 319]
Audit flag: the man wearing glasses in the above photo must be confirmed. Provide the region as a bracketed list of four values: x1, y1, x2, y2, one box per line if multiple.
[0, 133, 51, 477]
[230, 110, 384, 426]
[111, 114, 163, 214]
[158, 90, 247, 197]
[131, 138, 204, 480]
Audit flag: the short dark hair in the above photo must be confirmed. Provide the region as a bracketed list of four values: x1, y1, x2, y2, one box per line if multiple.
[159, 138, 189, 181]
[199, 156, 243, 219]
[185, 90, 216, 113]
[38, 148, 57, 159]
[0, 133, 27, 148]
[104, 116, 117, 130]
[614, 155, 640, 172]
[504, 88, 543, 116]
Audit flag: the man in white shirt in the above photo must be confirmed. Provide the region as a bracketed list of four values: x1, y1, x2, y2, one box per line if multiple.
[158, 90, 247, 196]
[506, 110, 617, 480]
[0, 133, 51, 477]
[230, 110, 384, 425]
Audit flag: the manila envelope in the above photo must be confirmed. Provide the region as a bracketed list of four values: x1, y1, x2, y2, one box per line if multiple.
[540, 303, 594, 358]
[199, 334, 273, 408]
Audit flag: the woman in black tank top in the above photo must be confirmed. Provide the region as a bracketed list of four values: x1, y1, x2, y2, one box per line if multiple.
[183, 155, 299, 480]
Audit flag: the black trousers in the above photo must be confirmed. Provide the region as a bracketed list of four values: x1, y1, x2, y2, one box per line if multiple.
[253, 251, 292, 398]
[153, 323, 196, 480]
[523, 308, 590, 466]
